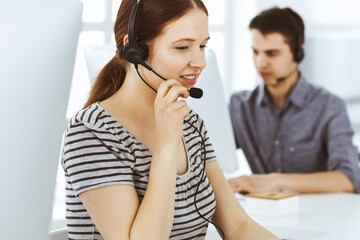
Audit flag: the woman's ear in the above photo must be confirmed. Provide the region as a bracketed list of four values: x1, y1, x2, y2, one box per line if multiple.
[123, 34, 129, 46]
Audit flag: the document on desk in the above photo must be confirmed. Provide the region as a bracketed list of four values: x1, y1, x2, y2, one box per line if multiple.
[245, 191, 299, 216]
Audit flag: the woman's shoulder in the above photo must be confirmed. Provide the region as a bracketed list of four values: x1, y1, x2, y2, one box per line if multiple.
[185, 108, 203, 127]
[65, 102, 128, 137]
[67, 102, 110, 129]
[63, 102, 129, 148]
[62, 103, 136, 165]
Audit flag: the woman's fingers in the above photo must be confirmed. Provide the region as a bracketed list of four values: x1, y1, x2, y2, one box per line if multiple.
[156, 79, 181, 99]
[154, 80, 190, 141]
[164, 85, 189, 103]
[169, 100, 190, 118]
[156, 79, 189, 100]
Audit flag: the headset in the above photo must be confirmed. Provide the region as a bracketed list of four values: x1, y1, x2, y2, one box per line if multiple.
[122, 0, 203, 99]
[276, 12, 304, 83]
[122, 0, 149, 69]
[294, 32, 304, 63]
[122, 0, 225, 239]
[290, 7, 305, 64]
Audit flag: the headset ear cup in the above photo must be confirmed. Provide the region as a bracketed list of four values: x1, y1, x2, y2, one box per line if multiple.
[295, 47, 304, 63]
[137, 40, 149, 61]
[122, 40, 149, 65]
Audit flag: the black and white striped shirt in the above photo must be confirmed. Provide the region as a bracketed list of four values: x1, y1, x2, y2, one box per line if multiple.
[61, 102, 217, 239]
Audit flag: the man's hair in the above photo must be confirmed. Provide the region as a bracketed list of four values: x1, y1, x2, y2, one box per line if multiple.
[249, 7, 305, 63]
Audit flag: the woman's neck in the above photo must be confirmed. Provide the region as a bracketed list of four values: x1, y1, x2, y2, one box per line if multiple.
[111, 72, 156, 116]
[98, 70, 158, 150]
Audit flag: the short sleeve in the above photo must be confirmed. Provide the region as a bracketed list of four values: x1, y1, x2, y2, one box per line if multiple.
[193, 112, 217, 164]
[61, 122, 135, 196]
[325, 97, 360, 192]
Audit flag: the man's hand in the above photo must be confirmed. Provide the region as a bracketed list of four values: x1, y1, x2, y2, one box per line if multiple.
[228, 174, 279, 193]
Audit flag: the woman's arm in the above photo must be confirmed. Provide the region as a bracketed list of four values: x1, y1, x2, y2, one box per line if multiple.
[79, 148, 179, 240]
[78, 80, 190, 240]
[206, 161, 280, 239]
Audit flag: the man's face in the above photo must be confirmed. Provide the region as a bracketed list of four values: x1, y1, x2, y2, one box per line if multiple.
[251, 29, 297, 86]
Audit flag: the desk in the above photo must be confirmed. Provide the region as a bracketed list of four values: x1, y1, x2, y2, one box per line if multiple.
[205, 193, 360, 240]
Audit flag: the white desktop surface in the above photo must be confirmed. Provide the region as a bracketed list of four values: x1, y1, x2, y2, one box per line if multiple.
[206, 193, 360, 240]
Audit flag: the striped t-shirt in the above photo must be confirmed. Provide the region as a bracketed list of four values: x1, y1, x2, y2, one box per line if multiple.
[61, 102, 217, 240]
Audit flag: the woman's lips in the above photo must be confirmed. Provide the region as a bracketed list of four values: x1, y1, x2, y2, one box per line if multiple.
[181, 74, 197, 85]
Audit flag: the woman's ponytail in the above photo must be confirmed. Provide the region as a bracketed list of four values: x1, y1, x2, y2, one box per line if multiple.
[83, 55, 126, 109]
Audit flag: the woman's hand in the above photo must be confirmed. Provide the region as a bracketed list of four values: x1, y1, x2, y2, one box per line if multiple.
[154, 79, 190, 151]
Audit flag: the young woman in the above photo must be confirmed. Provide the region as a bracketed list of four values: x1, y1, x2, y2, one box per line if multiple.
[61, 0, 279, 239]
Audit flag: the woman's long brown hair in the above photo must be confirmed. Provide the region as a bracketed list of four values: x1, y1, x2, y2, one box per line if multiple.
[83, 0, 208, 109]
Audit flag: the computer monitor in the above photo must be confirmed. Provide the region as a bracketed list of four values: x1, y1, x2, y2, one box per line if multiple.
[0, 1, 82, 239]
[187, 50, 239, 173]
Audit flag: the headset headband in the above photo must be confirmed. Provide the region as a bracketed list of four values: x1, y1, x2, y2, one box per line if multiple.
[127, 0, 141, 46]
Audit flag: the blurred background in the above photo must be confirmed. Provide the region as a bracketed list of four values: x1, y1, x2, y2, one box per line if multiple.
[5, 0, 358, 234]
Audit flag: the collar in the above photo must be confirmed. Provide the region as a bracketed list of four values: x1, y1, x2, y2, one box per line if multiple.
[288, 75, 309, 109]
[256, 75, 309, 109]
[256, 83, 269, 107]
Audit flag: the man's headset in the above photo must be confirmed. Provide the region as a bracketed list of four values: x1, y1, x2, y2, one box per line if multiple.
[276, 13, 304, 83]
[122, 0, 203, 99]
[294, 32, 304, 63]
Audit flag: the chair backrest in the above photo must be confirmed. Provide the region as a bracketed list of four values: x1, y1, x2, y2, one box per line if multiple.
[84, 46, 239, 173]
[49, 228, 68, 240]
[84, 44, 117, 81]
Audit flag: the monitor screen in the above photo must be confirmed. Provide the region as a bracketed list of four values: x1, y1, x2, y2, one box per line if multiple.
[0, 1, 82, 239]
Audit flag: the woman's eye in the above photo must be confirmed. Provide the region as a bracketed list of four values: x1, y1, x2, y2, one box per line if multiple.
[200, 45, 207, 49]
[175, 46, 189, 50]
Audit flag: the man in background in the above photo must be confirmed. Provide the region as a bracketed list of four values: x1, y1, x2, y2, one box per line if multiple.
[228, 7, 360, 193]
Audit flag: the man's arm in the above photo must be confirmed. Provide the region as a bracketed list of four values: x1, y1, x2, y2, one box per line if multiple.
[324, 96, 360, 193]
[228, 171, 354, 193]
[275, 171, 354, 193]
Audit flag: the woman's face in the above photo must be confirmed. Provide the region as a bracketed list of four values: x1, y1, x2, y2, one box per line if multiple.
[145, 8, 210, 90]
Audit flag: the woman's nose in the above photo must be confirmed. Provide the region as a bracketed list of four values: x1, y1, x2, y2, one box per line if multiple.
[189, 50, 207, 69]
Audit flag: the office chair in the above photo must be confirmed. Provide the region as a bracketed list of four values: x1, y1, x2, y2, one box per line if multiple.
[49, 228, 68, 240]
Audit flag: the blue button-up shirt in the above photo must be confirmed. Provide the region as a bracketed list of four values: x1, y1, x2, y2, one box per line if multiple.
[229, 76, 360, 192]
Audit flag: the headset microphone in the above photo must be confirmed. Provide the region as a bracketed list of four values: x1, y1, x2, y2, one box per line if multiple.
[275, 64, 299, 83]
[123, 0, 203, 99]
[137, 58, 203, 98]
[188, 88, 203, 99]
